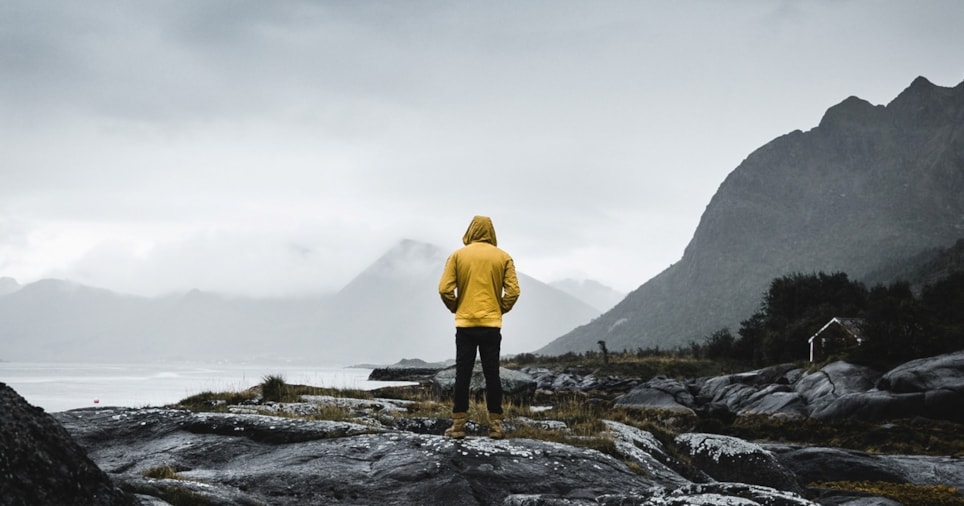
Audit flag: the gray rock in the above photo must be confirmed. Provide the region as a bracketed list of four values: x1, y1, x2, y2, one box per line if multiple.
[922, 387, 964, 422]
[513, 416, 569, 432]
[877, 349, 964, 393]
[368, 367, 443, 382]
[520, 367, 556, 390]
[532, 352, 962, 425]
[771, 445, 964, 492]
[517, 367, 640, 395]
[697, 378, 761, 413]
[646, 483, 817, 506]
[827, 498, 902, 506]
[877, 350, 964, 422]
[613, 376, 696, 414]
[690, 356, 964, 424]
[503, 495, 597, 505]
[46, 402, 849, 506]
[508, 483, 820, 506]
[675, 432, 804, 496]
[551, 373, 579, 390]
[809, 390, 926, 421]
[737, 385, 809, 420]
[55, 406, 657, 505]
[794, 361, 881, 417]
[887, 454, 964, 492]
[0, 382, 136, 506]
[603, 420, 708, 487]
[10, 350, 964, 505]
[693, 364, 801, 418]
[38, 397, 964, 505]
[433, 365, 537, 404]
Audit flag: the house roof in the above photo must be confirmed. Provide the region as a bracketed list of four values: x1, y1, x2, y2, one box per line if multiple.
[807, 317, 864, 344]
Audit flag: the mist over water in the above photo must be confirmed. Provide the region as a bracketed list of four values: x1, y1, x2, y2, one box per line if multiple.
[0, 361, 414, 413]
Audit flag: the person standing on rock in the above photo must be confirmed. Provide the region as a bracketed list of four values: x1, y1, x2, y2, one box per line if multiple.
[438, 215, 520, 439]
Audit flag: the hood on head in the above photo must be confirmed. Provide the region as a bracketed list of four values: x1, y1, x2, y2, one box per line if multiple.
[462, 215, 497, 246]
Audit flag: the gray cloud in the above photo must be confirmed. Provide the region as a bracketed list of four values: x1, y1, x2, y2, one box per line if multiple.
[2, 1, 964, 296]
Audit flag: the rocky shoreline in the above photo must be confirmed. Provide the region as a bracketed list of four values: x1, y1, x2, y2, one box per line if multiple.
[1, 351, 962, 505]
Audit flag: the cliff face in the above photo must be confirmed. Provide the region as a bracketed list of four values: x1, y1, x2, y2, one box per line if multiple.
[540, 76, 964, 354]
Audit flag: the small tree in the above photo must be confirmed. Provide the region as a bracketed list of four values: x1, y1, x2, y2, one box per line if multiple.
[734, 313, 766, 365]
[597, 340, 609, 365]
[921, 272, 964, 353]
[854, 282, 925, 368]
[704, 328, 735, 360]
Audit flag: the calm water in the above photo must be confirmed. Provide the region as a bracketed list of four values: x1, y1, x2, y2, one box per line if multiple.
[0, 361, 413, 413]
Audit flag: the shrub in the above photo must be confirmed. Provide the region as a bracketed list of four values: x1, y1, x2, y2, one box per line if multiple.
[261, 374, 291, 403]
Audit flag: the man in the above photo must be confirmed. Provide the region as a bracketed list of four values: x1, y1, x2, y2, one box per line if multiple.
[438, 215, 520, 439]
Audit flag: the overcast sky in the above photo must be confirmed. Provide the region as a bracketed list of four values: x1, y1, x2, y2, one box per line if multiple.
[2, 1, 963, 297]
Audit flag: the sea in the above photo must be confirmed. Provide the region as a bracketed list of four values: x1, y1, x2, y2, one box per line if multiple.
[0, 361, 415, 413]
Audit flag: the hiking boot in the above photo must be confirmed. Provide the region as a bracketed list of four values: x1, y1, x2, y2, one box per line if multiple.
[444, 412, 467, 439]
[488, 412, 504, 440]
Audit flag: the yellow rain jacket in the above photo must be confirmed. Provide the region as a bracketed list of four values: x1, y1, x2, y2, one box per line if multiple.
[438, 216, 521, 328]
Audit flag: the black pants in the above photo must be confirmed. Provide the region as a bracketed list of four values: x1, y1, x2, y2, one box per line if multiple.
[453, 326, 502, 415]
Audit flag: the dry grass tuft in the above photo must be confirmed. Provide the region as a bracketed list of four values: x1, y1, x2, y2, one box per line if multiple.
[142, 466, 181, 480]
[811, 481, 964, 506]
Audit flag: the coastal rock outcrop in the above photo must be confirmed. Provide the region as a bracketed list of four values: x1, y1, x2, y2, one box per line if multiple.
[675, 432, 804, 495]
[3, 364, 962, 505]
[769, 444, 964, 502]
[50, 402, 964, 505]
[0, 382, 135, 506]
[5, 351, 964, 505]
[610, 351, 964, 424]
[55, 406, 662, 505]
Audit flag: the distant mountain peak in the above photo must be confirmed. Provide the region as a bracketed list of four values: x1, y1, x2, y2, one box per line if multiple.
[342, 239, 446, 289]
[549, 278, 626, 312]
[909, 75, 935, 89]
[391, 238, 446, 258]
[817, 95, 881, 130]
[22, 278, 79, 293]
[887, 75, 964, 122]
[0, 277, 21, 297]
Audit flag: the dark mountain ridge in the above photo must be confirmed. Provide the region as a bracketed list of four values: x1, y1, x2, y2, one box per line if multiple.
[539, 76, 964, 355]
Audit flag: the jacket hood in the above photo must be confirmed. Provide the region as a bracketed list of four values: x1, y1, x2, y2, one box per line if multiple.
[462, 215, 498, 246]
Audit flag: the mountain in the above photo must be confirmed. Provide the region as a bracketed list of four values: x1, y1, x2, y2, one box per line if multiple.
[0, 279, 153, 361]
[549, 279, 625, 312]
[324, 239, 601, 364]
[863, 237, 964, 292]
[0, 279, 331, 363]
[0, 277, 19, 297]
[539, 76, 964, 355]
[0, 240, 599, 364]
